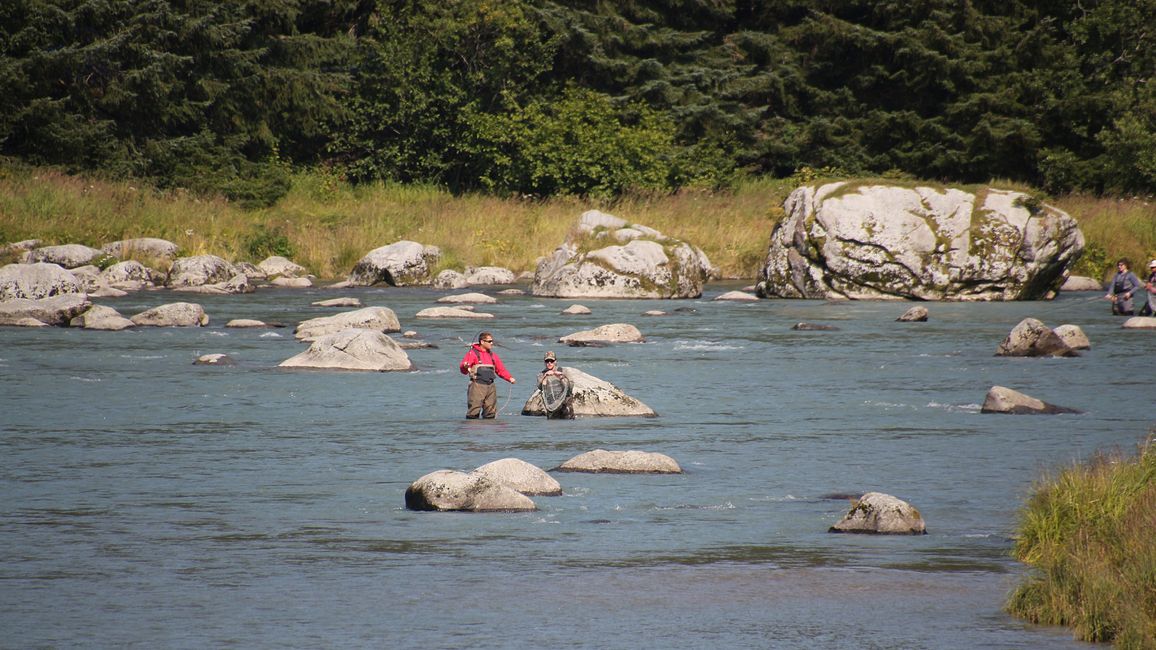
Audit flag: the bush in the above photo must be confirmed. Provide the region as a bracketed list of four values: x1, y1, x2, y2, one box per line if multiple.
[243, 225, 295, 260]
[467, 87, 679, 198]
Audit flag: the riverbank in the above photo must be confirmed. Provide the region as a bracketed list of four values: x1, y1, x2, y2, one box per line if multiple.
[1007, 441, 1156, 647]
[1, 164, 1153, 281]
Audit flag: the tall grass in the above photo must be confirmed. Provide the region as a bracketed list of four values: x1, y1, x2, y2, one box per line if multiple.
[1, 163, 1153, 281]
[1007, 440, 1156, 647]
[1053, 195, 1156, 281]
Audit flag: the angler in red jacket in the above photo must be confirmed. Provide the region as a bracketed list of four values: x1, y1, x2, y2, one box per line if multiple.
[458, 331, 516, 418]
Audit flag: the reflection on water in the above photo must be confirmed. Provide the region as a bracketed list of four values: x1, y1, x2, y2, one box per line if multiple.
[1, 285, 1142, 648]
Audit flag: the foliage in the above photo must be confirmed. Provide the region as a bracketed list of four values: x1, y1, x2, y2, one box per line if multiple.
[467, 86, 680, 197]
[3, 0, 1156, 197]
[242, 224, 295, 261]
[0, 0, 362, 205]
[1008, 441, 1156, 646]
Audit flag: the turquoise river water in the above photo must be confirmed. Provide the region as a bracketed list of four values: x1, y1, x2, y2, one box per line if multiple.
[2, 283, 1151, 649]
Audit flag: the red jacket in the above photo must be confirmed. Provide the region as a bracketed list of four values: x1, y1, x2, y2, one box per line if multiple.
[459, 344, 513, 382]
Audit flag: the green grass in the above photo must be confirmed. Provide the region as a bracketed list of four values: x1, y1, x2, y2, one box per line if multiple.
[1, 162, 1153, 282]
[1007, 440, 1156, 647]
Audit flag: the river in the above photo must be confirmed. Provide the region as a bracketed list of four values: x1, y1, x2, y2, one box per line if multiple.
[3, 283, 1148, 649]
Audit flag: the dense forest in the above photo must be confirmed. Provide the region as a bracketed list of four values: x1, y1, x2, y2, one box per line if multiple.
[3, 0, 1155, 206]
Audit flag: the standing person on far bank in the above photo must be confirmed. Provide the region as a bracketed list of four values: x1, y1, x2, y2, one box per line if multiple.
[459, 332, 515, 419]
[1141, 259, 1156, 317]
[1106, 259, 1142, 316]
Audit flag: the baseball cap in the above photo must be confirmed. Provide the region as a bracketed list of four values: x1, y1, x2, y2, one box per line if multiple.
[543, 351, 556, 361]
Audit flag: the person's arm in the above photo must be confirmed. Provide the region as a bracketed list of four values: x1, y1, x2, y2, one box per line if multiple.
[493, 354, 515, 383]
[460, 349, 476, 375]
[1126, 273, 1142, 296]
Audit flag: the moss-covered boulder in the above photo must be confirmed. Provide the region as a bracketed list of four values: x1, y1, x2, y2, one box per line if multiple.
[757, 183, 1084, 301]
[532, 210, 715, 299]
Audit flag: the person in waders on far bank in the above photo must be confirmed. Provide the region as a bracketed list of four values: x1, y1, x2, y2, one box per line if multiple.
[459, 331, 515, 419]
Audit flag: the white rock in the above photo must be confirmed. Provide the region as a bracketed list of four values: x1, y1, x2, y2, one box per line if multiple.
[437, 292, 497, 304]
[472, 458, 562, 496]
[559, 323, 644, 344]
[404, 470, 537, 512]
[829, 492, 927, 535]
[279, 328, 413, 371]
[521, 367, 656, 417]
[555, 449, 681, 474]
[415, 306, 494, 319]
[131, 302, 209, 327]
[294, 306, 401, 341]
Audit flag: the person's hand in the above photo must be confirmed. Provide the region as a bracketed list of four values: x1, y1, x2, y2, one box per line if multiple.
[510, 377, 517, 384]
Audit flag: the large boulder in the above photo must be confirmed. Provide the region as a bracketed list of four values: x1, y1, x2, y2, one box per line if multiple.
[828, 492, 927, 535]
[0, 293, 91, 326]
[294, 306, 402, 341]
[348, 240, 440, 287]
[130, 302, 209, 327]
[532, 210, 715, 299]
[472, 458, 563, 496]
[404, 469, 537, 512]
[279, 328, 413, 371]
[757, 183, 1084, 301]
[166, 255, 239, 288]
[981, 386, 1083, 415]
[24, 244, 104, 269]
[0, 262, 83, 299]
[554, 449, 682, 474]
[521, 367, 656, 417]
[101, 237, 179, 261]
[996, 318, 1078, 357]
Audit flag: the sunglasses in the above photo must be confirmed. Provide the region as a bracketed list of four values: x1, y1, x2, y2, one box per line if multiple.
[481, 339, 494, 343]
[545, 359, 556, 363]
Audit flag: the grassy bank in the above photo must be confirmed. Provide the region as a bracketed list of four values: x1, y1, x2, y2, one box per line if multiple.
[1007, 441, 1156, 647]
[1, 164, 1153, 281]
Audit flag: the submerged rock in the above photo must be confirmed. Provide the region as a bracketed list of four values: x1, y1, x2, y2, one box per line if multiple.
[981, 386, 1083, 415]
[294, 306, 401, 342]
[897, 306, 929, 322]
[280, 328, 413, 372]
[130, 302, 209, 327]
[558, 323, 644, 344]
[996, 318, 1077, 357]
[404, 469, 537, 512]
[554, 449, 681, 474]
[472, 458, 562, 496]
[829, 492, 927, 535]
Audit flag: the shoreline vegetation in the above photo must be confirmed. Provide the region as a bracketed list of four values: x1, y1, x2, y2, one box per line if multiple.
[1007, 439, 1156, 648]
[2, 164, 1154, 282]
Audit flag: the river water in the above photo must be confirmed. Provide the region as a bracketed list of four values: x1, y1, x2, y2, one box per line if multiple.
[2, 283, 1150, 649]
